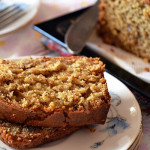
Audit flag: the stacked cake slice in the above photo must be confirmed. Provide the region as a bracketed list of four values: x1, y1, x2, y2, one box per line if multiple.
[0, 56, 110, 149]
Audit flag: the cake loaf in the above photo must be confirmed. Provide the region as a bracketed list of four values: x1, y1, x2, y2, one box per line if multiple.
[0, 120, 79, 149]
[99, 0, 150, 61]
[0, 56, 110, 127]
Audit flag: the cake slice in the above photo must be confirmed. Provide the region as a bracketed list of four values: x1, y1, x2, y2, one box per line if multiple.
[0, 120, 79, 149]
[0, 56, 110, 127]
[99, 0, 150, 61]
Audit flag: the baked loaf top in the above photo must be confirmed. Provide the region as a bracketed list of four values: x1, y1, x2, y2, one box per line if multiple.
[0, 56, 110, 127]
[0, 120, 79, 149]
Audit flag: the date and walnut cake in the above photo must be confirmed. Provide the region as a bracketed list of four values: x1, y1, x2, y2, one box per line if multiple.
[0, 56, 110, 128]
[99, 0, 150, 61]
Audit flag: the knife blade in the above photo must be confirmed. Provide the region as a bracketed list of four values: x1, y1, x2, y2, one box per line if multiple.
[65, 1, 99, 54]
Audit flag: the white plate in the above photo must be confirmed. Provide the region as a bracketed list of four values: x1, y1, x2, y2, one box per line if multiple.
[0, 0, 40, 37]
[0, 66, 142, 150]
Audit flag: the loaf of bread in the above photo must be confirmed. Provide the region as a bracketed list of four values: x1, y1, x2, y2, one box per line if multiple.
[0, 56, 110, 127]
[0, 120, 79, 149]
[99, 0, 150, 61]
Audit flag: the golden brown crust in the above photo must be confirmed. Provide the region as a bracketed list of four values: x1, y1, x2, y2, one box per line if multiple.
[0, 56, 110, 127]
[0, 120, 79, 149]
[0, 100, 110, 127]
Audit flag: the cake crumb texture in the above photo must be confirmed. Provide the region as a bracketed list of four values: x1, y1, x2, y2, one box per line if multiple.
[0, 57, 109, 111]
[99, 0, 150, 61]
[0, 57, 110, 127]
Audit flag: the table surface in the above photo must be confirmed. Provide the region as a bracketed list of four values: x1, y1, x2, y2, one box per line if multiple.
[0, 0, 150, 149]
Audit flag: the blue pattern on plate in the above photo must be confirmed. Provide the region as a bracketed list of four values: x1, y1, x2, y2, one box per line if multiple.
[90, 141, 105, 149]
[90, 92, 129, 149]
[106, 117, 129, 137]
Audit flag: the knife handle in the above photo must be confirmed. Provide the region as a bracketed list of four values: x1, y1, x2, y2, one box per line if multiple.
[41, 36, 73, 57]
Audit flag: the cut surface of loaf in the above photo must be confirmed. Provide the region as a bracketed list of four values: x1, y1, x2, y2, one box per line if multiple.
[0, 56, 110, 127]
[99, 0, 150, 61]
[0, 120, 79, 149]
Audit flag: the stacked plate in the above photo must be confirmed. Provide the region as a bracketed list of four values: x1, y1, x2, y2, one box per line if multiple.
[128, 125, 143, 150]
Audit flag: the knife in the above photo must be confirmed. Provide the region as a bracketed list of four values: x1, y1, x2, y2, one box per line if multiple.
[65, 1, 99, 54]
[64, 1, 150, 99]
[33, 5, 150, 99]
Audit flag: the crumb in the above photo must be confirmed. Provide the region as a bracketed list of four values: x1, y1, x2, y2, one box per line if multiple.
[132, 62, 135, 65]
[86, 126, 96, 133]
[0, 57, 108, 110]
[97, 44, 101, 47]
[144, 67, 150, 72]
[110, 48, 115, 52]
[143, 58, 149, 63]
[70, 19, 75, 24]
[81, 1, 89, 6]
[98, 0, 150, 61]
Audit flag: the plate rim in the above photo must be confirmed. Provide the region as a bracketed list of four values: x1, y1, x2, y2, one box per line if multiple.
[128, 125, 142, 150]
[104, 72, 142, 150]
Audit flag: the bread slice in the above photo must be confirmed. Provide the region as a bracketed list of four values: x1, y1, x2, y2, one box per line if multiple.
[0, 120, 79, 149]
[99, 0, 150, 61]
[0, 56, 110, 127]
